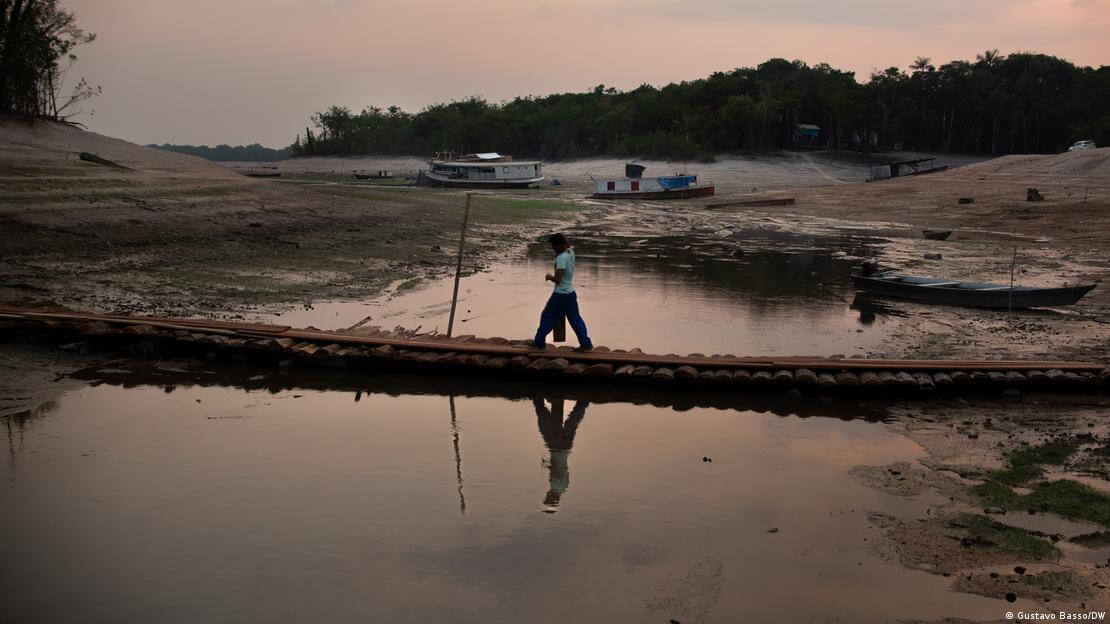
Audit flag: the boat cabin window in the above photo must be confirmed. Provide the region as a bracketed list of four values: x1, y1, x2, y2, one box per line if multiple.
[503, 167, 510, 173]
[631, 180, 639, 191]
[607, 181, 615, 191]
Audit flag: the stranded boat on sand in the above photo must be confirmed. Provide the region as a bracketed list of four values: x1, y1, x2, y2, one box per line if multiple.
[852, 272, 1095, 309]
[589, 163, 715, 200]
[419, 152, 543, 188]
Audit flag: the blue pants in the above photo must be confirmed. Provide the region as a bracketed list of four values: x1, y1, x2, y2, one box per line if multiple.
[534, 291, 592, 349]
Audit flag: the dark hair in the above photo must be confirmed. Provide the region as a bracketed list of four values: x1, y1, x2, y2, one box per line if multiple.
[548, 233, 568, 247]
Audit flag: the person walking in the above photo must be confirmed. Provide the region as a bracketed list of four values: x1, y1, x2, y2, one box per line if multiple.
[533, 233, 593, 351]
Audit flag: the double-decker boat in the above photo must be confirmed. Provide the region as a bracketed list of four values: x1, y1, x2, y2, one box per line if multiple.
[589, 163, 714, 200]
[419, 152, 543, 188]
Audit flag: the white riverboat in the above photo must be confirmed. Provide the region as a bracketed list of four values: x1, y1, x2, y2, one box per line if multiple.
[420, 152, 544, 188]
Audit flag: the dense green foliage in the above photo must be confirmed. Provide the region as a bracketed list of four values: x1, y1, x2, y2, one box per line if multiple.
[0, 0, 98, 118]
[294, 53, 1109, 160]
[151, 143, 293, 162]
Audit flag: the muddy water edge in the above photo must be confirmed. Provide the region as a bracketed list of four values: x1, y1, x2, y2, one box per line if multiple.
[2, 188, 1110, 621]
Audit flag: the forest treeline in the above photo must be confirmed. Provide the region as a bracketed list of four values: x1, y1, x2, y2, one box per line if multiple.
[293, 53, 1109, 161]
[151, 143, 293, 162]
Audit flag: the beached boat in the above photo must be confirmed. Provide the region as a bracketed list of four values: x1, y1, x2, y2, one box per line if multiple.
[922, 229, 952, 240]
[589, 163, 714, 200]
[354, 170, 392, 180]
[420, 152, 543, 188]
[852, 272, 1095, 309]
[244, 165, 281, 177]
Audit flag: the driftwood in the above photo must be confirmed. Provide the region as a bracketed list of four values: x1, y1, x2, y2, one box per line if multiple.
[78, 152, 129, 169]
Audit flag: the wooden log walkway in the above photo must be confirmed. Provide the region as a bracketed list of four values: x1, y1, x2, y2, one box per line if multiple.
[2, 305, 1107, 395]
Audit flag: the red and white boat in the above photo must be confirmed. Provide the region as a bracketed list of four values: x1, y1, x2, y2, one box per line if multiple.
[589, 163, 715, 200]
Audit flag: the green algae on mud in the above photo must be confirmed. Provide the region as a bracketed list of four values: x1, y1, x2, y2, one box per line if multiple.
[988, 438, 1081, 486]
[950, 513, 1061, 560]
[975, 479, 1110, 528]
[972, 436, 1110, 528]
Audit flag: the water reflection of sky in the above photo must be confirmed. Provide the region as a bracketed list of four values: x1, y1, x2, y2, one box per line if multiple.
[269, 228, 894, 356]
[0, 382, 1008, 623]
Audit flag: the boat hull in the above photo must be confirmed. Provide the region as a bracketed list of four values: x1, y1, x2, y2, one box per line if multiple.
[852, 274, 1096, 309]
[589, 185, 715, 200]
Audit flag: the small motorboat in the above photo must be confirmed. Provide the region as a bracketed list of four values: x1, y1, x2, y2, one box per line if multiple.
[852, 272, 1096, 309]
[922, 230, 952, 240]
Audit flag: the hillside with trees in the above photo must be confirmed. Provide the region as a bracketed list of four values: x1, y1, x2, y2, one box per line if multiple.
[151, 143, 293, 162]
[293, 53, 1109, 161]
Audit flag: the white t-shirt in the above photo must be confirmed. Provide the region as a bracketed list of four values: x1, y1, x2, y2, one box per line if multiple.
[553, 249, 575, 294]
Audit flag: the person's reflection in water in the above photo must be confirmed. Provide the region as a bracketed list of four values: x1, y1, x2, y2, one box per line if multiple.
[533, 397, 589, 513]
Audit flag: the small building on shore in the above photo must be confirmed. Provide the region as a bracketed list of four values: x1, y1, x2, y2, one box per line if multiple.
[793, 124, 821, 148]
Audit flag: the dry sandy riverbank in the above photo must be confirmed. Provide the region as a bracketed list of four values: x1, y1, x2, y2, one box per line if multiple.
[0, 118, 581, 318]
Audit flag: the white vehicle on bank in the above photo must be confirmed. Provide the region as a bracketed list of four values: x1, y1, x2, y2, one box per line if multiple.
[1068, 140, 1097, 151]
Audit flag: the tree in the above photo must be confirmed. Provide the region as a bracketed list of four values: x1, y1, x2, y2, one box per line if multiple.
[0, 0, 98, 118]
[291, 54, 1107, 159]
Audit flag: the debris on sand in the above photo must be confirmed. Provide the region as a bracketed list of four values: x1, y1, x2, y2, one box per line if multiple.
[78, 151, 129, 169]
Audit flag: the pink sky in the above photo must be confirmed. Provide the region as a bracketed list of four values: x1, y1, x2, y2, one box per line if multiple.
[63, 0, 1109, 147]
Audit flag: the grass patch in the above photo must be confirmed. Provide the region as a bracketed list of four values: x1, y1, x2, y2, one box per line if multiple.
[985, 439, 1081, 487]
[951, 513, 1060, 559]
[311, 186, 426, 205]
[396, 277, 422, 291]
[1069, 531, 1110, 547]
[989, 464, 1045, 486]
[472, 196, 579, 225]
[1010, 439, 1079, 467]
[975, 479, 1110, 528]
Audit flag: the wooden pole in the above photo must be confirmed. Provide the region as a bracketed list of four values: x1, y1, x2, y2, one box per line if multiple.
[553, 314, 566, 342]
[1008, 246, 1017, 314]
[447, 193, 472, 337]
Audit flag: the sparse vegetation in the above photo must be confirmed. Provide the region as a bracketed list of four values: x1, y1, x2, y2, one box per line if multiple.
[0, 0, 99, 119]
[976, 479, 1110, 528]
[950, 513, 1060, 560]
[988, 439, 1080, 486]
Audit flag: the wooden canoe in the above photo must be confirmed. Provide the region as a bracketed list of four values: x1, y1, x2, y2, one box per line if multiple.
[706, 197, 795, 209]
[852, 273, 1096, 309]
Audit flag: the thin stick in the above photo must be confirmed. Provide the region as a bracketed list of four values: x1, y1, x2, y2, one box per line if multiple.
[1008, 245, 1017, 315]
[447, 193, 472, 337]
[817, 273, 855, 287]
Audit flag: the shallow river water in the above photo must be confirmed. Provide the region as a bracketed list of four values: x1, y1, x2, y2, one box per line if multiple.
[2, 372, 1014, 623]
[269, 226, 897, 357]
